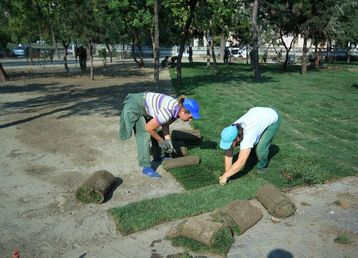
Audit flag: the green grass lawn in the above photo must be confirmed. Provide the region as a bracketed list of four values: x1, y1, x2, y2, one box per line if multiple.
[170, 63, 358, 189]
[110, 62, 358, 235]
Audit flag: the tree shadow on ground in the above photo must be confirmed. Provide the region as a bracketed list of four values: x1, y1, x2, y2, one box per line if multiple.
[5, 62, 154, 81]
[0, 77, 175, 129]
[173, 63, 278, 95]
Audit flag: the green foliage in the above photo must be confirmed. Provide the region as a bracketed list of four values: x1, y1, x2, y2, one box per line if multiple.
[98, 48, 107, 59]
[334, 234, 353, 245]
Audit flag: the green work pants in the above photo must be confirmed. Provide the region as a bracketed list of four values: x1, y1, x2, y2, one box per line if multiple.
[255, 112, 281, 169]
[119, 93, 152, 167]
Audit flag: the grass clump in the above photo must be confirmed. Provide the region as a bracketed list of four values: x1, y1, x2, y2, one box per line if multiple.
[334, 233, 353, 244]
[170, 227, 234, 256]
[76, 187, 103, 204]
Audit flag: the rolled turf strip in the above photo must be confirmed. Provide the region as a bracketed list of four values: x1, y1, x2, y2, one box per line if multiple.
[162, 155, 200, 170]
[171, 129, 201, 144]
[76, 170, 116, 204]
[172, 140, 188, 157]
[167, 213, 229, 247]
[215, 200, 263, 234]
[256, 183, 296, 218]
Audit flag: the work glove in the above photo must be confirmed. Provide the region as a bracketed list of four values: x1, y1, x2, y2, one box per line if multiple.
[159, 139, 175, 154]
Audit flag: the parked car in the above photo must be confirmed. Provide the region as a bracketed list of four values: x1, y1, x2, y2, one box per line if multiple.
[230, 48, 247, 58]
[11, 46, 26, 57]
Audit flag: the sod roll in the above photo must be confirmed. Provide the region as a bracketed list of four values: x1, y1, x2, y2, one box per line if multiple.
[218, 200, 263, 234]
[256, 183, 296, 218]
[171, 129, 201, 144]
[76, 170, 116, 204]
[167, 213, 226, 247]
[172, 140, 188, 157]
[162, 155, 200, 170]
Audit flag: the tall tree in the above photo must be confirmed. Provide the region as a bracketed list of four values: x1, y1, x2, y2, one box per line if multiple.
[164, 0, 198, 81]
[251, 0, 261, 80]
[153, 0, 160, 81]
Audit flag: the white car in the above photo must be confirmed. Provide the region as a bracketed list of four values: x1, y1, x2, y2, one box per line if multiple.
[230, 48, 247, 58]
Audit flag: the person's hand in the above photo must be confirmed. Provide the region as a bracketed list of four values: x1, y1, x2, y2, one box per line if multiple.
[159, 139, 175, 154]
[219, 175, 228, 186]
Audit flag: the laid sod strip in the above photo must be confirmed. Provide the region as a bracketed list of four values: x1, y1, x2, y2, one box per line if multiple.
[109, 177, 265, 235]
[169, 63, 358, 189]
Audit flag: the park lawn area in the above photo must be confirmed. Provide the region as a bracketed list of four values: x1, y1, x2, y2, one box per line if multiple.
[109, 62, 358, 235]
[169, 62, 358, 189]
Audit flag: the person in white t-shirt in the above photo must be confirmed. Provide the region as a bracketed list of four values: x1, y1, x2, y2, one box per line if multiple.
[218, 107, 281, 185]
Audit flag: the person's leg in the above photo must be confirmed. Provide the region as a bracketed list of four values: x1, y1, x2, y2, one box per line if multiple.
[134, 116, 152, 168]
[119, 93, 145, 140]
[256, 115, 281, 169]
[119, 97, 137, 140]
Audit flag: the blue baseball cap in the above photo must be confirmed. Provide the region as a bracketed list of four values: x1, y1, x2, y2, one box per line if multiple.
[183, 98, 201, 119]
[220, 125, 238, 150]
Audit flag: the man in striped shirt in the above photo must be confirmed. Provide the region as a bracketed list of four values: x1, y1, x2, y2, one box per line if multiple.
[120, 92, 200, 178]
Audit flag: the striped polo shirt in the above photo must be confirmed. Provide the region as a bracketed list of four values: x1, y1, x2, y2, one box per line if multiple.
[144, 92, 180, 125]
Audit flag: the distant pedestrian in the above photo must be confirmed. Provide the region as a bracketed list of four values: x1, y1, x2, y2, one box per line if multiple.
[119, 92, 201, 178]
[78, 46, 87, 71]
[188, 46, 193, 64]
[224, 47, 230, 64]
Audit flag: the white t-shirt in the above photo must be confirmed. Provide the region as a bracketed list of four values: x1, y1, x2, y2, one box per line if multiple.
[233, 107, 278, 150]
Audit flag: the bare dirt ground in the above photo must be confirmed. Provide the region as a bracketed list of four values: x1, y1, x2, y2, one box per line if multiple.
[1, 60, 357, 258]
[0, 61, 188, 258]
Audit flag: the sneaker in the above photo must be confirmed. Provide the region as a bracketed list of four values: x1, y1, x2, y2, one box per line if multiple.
[142, 167, 161, 178]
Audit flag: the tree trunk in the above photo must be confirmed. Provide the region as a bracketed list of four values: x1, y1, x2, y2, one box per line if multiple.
[62, 41, 69, 72]
[176, 0, 198, 81]
[301, 34, 308, 74]
[251, 0, 261, 80]
[246, 45, 249, 64]
[105, 43, 113, 63]
[347, 42, 351, 64]
[153, 0, 160, 82]
[327, 39, 332, 63]
[0, 63, 8, 82]
[131, 36, 144, 68]
[210, 35, 217, 66]
[314, 44, 320, 68]
[280, 32, 297, 70]
[206, 33, 211, 67]
[89, 41, 94, 80]
[51, 27, 58, 60]
[220, 33, 226, 63]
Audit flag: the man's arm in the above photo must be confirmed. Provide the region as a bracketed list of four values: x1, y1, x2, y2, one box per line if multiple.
[220, 148, 251, 185]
